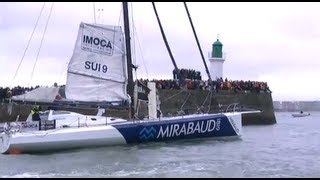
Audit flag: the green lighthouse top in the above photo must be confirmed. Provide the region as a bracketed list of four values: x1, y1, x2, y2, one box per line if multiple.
[211, 37, 223, 58]
[213, 39, 223, 45]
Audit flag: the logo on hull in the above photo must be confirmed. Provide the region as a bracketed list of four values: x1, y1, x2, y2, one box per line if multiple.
[139, 127, 157, 141]
[137, 119, 221, 141]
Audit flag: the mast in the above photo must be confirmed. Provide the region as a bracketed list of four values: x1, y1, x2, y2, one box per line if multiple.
[183, 2, 212, 82]
[122, 2, 135, 119]
[151, 2, 180, 78]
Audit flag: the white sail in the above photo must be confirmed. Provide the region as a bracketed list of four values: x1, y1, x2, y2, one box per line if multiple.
[11, 87, 60, 103]
[65, 22, 128, 102]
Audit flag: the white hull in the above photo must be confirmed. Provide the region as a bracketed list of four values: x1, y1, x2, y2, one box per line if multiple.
[0, 111, 246, 154]
[292, 113, 310, 117]
[0, 126, 126, 154]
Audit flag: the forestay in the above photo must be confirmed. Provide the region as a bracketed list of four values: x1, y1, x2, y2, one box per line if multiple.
[65, 22, 128, 102]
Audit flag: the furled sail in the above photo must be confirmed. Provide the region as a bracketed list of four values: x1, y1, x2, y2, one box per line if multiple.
[65, 22, 128, 102]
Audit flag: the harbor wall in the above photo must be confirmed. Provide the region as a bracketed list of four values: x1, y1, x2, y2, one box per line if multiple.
[0, 90, 276, 125]
[157, 90, 276, 125]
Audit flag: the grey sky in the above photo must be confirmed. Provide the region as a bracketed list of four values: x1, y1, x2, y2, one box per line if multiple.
[1, 2, 320, 101]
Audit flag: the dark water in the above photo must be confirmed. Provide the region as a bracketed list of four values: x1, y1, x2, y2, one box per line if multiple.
[1, 112, 319, 178]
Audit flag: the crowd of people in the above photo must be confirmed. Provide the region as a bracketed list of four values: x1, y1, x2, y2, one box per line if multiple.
[163, 68, 271, 93]
[173, 68, 202, 81]
[139, 77, 272, 94]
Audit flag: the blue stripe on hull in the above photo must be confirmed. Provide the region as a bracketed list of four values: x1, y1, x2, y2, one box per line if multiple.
[112, 114, 237, 144]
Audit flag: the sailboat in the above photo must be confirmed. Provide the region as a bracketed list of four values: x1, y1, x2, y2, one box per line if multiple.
[0, 2, 259, 154]
[291, 111, 310, 117]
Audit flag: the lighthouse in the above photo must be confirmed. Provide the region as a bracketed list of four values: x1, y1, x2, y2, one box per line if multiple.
[208, 38, 225, 80]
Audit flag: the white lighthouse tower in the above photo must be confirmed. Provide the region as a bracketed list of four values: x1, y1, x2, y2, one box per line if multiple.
[208, 37, 225, 80]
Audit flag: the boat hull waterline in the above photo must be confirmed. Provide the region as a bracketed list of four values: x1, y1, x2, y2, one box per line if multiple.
[0, 112, 241, 154]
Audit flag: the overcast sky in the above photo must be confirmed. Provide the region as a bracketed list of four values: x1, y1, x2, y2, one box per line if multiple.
[1, 2, 320, 101]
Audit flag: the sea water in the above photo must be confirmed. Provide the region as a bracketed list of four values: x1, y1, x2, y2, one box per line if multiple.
[0, 111, 319, 178]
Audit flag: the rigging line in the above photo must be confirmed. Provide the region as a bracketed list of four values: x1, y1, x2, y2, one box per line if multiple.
[201, 90, 211, 107]
[183, 2, 212, 82]
[133, 24, 149, 80]
[93, 2, 97, 24]
[180, 92, 191, 110]
[207, 89, 213, 113]
[151, 2, 179, 72]
[131, 3, 148, 80]
[117, 2, 123, 26]
[162, 89, 186, 102]
[28, 2, 54, 88]
[97, 4, 104, 24]
[10, 2, 46, 88]
[200, 90, 211, 113]
[129, 2, 137, 79]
